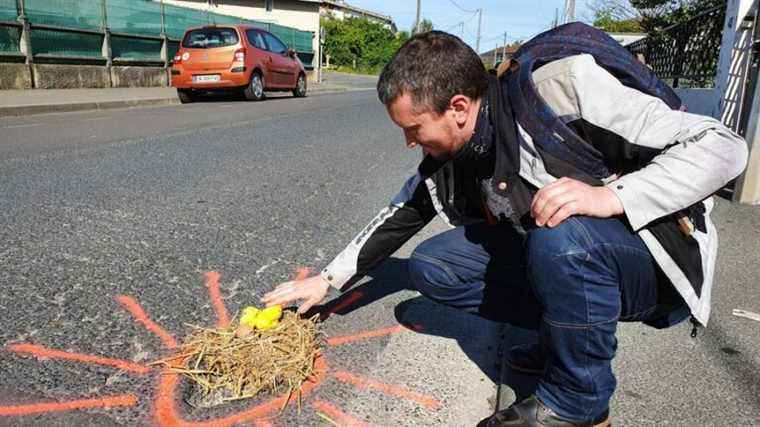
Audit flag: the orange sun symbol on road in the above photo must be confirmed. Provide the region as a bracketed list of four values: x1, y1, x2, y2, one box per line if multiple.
[1, 269, 440, 426]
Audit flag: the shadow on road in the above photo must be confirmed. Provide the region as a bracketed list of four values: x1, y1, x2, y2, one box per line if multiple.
[185, 91, 303, 104]
[310, 256, 541, 409]
[308, 257, 414, 318]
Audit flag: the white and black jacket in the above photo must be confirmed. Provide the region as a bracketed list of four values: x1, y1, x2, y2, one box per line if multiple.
[320, 54, 749, 327]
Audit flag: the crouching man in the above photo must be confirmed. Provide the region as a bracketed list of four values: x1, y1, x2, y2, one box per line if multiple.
[263, 27, 748, 426]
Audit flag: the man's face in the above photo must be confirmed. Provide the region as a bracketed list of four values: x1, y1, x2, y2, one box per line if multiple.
[387, 93, 474, 160]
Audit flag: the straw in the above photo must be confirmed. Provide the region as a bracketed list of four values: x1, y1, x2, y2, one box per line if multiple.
[152, 310, 321, 407]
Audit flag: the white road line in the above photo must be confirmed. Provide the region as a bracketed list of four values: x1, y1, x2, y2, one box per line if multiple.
[2, 123, 44, 129]
[81, 116, 111, 122]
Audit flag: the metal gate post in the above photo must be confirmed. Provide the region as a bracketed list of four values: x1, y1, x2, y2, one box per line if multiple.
[17, 0, 35, 87]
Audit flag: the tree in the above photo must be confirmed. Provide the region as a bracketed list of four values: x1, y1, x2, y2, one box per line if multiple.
[630, 0, 723, 30]
[593, 9, 643, 32]
[415, 18, 434, 34]
[587, 0, 723, 33]
[321, 16, 409, 74]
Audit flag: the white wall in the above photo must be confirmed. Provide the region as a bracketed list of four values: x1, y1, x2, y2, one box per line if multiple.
[675, 88, 720, 117]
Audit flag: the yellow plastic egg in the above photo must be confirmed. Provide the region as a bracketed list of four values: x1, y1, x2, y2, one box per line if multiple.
[239, 306, 260, 328]
[258, 305, 283, 322]
[254, 316, 277, 331]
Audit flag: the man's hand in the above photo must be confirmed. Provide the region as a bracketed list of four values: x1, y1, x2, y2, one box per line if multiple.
[261, 275, 331, 315]
[531, 177, 624, 227]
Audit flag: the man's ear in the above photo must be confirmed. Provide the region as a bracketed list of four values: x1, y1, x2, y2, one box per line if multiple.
[449, 94, 473, 127]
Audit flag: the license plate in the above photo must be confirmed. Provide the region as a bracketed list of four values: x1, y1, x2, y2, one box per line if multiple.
[193, 74, 220, 83]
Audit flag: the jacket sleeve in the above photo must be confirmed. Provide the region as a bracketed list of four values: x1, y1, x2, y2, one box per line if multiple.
[320, 172, 437, 291]
[570, 55, 749, 231]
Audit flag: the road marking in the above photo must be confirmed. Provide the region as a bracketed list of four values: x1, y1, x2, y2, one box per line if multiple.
[81, 116, 111, 122]
[204, 271, 230, 328]
[312, 399, 369, 427]
[327, 324, 423, 347]
[7, 343, 151, 374]
[2, 123, 44, 129]
[1, 269, 439, 425]
[332, 371, 442, 410]
[114, 295, 177, 349]
[322, 290, 365, 320]
[0, 395, 138, 416]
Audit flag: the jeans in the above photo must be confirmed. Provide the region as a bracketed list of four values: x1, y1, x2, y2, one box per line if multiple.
[407, 216, 687, 421]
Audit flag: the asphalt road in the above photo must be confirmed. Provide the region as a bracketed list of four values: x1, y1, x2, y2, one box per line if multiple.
[0, 88, 759, 426]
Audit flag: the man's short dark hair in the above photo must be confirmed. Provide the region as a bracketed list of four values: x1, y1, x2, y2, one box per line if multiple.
[377, 31, 489, 115]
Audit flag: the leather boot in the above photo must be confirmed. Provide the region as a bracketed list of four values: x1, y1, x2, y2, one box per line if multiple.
[477, 396, 610, 427]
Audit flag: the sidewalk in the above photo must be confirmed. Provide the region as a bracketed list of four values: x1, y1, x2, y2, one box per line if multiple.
[0, 71, 377, 118]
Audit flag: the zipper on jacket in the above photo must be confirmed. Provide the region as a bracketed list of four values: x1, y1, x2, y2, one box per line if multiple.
[689, 316, 700, 338]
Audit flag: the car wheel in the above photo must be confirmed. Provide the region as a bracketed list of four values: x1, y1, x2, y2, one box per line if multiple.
[177, 89, 195, 104]
[292, 74, 307, 98]
[244, 72, 265, 101]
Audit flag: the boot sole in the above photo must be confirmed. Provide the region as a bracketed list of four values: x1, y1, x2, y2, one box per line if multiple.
[594, 417, 611, 427]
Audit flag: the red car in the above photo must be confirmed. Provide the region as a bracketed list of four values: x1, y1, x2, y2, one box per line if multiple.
[171, 24, 307, 103]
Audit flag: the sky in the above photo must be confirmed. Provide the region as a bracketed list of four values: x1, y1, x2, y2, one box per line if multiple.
[344, 0, 597, 53]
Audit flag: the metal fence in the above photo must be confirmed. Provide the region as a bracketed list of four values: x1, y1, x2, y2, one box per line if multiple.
[0, 0, 314, 67]
[627, 4, 726, 88]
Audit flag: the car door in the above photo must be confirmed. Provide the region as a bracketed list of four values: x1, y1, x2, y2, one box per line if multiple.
[262, 32, 295, 88]
[246, 30, 274, 84]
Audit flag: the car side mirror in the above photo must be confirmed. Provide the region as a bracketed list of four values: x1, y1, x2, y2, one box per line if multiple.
[287, 48, 296, 58]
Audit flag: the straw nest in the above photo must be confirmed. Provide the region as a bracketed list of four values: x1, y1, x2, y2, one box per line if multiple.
[152, 310, 321, 407]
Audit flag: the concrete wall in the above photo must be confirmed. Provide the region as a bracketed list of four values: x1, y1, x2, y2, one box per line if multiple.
[0, 63, 169, 89]
[111, 66, 168, 88]
[33, 64, 111, 89]
[0, 63, 33, 90]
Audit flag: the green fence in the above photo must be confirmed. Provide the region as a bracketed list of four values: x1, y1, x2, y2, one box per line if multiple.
[25, 0, 103, 30]
[0, 0, 314, 64]
[0, 26, 20, 53]
[0, 0, 17, 21]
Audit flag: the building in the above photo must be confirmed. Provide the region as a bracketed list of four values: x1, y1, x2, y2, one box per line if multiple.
[319, 0, 396, 32]
[479, 44, 520, 69]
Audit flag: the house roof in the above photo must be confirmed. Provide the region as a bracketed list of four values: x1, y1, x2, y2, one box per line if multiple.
[320, 0, 394, 23]
[479, 44, 520, 58]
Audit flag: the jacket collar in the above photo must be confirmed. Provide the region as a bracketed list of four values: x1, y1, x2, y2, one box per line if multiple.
[487, 74, 522, 197]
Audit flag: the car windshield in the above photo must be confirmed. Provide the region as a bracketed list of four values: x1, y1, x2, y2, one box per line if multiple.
[182, 28, 239, 49]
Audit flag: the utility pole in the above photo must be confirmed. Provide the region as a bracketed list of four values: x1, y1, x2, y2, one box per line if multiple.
[553, 7, 559, 28]
[564, 0, 575, 23]
[460, 22, 464, 39]
[475, 8, 482, 53]
[493, 44, 497, 67]
[501, 31, 507, 61]
[414, 0, 421, 34]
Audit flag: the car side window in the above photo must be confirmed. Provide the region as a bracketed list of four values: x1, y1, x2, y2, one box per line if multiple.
[246, 30, 267, 51]
[263, 32, 287, 55]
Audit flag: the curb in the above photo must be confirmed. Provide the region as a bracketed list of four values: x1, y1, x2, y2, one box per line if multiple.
[0, 86, 376, 118]
[0, 97, 180, 118]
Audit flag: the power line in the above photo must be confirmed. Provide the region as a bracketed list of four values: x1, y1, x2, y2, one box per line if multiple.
[447, 0, 477, 14]
[463, 10, 480, 24]
[442, 21, 463, 32]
